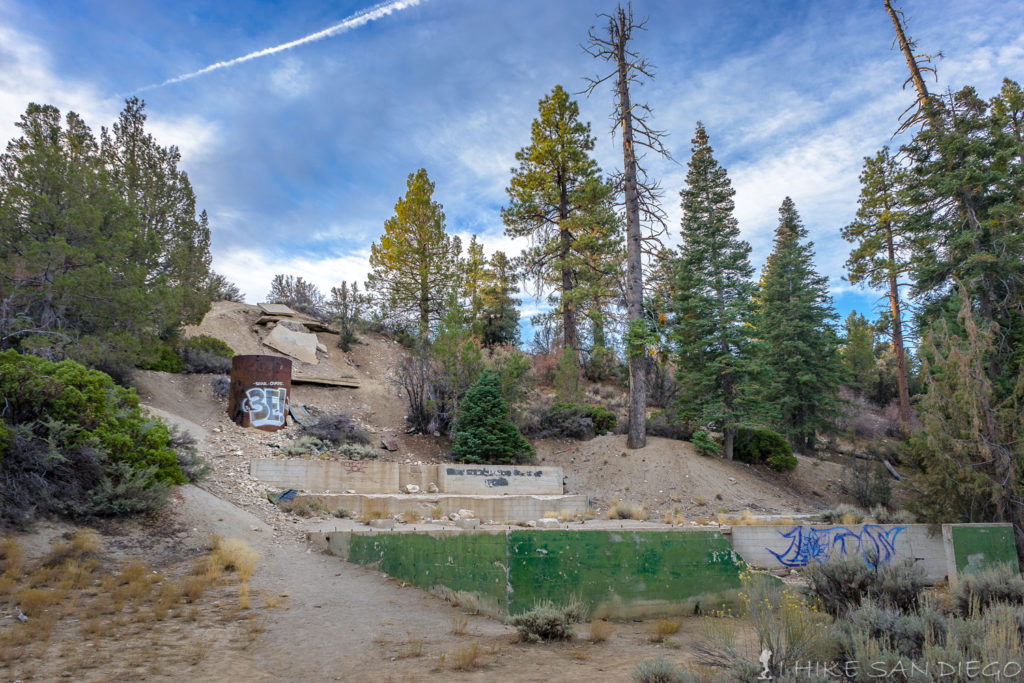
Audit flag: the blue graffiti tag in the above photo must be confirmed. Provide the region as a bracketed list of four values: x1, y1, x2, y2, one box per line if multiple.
[767, 525, 907, 567]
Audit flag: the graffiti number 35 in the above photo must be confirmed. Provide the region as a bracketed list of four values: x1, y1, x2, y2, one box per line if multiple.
[242, 387, 287, 427]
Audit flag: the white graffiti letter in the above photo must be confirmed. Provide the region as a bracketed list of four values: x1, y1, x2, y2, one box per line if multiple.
[244, 387, 287, 427]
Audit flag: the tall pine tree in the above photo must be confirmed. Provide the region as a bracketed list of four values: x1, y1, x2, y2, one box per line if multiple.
[841, 147, 915, 424]
[502, 85, 620, 355]
[756, 198, 843, 451]
[672, 123, 757, 461]
[367, 168, 458, 339]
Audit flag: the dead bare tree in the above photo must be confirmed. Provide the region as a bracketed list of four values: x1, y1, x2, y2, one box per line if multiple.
[884, 0, 942, 133]
[582, 2, 672, 449]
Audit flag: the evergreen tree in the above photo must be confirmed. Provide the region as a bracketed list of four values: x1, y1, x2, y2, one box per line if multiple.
[903, 81, 1024, 396]
[452, 369, 534, 464]
[502, 85, 620, 354]
[100, 97, 212, 334]
[755, 198, 843, 451]
[906, 287, 1024, 556]
[841, 147, 916, 424]
[478, 251, 521, 347]
[327, 281, 367, 351]
[206, 272, 244, 303]
[0, 104, 149, 370]
[460, 235, 488, 326]
[367, 169, 458, 339]
[841, 311, 876, 396]
[672, 123, 758, 460]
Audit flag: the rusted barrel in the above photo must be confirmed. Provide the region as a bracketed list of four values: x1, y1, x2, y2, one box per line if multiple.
[228, 355, 292, 431]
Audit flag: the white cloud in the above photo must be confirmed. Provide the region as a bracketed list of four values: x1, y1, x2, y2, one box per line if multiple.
[268, 57, 312, 99]
[213, 246, 372, 304]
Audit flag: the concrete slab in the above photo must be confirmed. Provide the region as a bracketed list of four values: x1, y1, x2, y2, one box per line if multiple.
[258, 303, 299, 316]
[264, 325, 319, 365]
[250, 459, 399, 493]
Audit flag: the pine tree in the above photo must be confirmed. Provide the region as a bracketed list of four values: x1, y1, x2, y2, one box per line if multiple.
[672, 123, 758, 460]
[502, 85, 620, 354]
[841, 147, 915, 424]
[478, 251, 521, 347]
[841, 311, 876, 396]
[906, 287, 1024, 556]
[452, 369, 534, 465]
[755, 198, 843, 451]
[101, 97, 212, 333]
[367, 169, 458, 339]
[461, 235, 488, 327]
[327, 281, 367, 351]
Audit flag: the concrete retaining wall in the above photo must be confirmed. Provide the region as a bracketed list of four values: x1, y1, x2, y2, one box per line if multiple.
[311, 528, 743, 618]
[250, 458, 564, 495]
[299, 493, 587, 521]
[438, 464, 563, 495]
[732, 523, 1017, 584]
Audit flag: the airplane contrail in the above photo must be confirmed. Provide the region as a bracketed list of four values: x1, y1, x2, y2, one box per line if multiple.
[136, 0, 427, 93]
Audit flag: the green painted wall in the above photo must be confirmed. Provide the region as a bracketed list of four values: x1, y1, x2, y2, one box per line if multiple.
[328, 529, 743, 618]
[346, 531, 509, 612]
[951, 525, 1019, 575]
[506, 530, 742, 616]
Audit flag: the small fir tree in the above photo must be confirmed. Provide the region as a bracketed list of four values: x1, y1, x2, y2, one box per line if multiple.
[452, 369, 534, 464]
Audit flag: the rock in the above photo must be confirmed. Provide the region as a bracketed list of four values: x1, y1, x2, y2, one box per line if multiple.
[523, 520, 537, 528]
[316, 343, 328, 354]
[403, 484, 420, 494]
[728, 477, 736, 482]
[455, 518, 480, 529]
[448, 512, 461, 521]
[344, 489, 355, 494]
[537, 518, 559, 528]
[426, 482, 439, 493]
[381, 439, 399, 452]
[368, 518, 395, 529]
[457, 509, 475, 519]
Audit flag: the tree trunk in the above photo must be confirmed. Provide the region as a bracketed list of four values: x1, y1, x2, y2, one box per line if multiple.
[560, 225, 577, 353]
[723, 426, 735, 462]
[617, 18, 647, 450]
[884, 217, 912, 426]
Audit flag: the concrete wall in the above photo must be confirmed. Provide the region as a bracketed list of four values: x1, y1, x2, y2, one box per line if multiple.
[250, 458, 564, 495]
[312, 528, 743, 619]
[438, 464, 563, 495]
[300, 493, 587, 521]
[732, 523, 1017, 584]
[250, 459, 400, 493]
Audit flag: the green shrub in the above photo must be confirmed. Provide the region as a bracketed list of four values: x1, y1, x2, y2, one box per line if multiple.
[301, 414, 370, 446]
[585, 404, 616, 435]
[509, 599, 585, 642]
[804, 555, 877, 617]
[0, 421, 11, 460]
[0, 350, 186, 524]
[691, 430, 720, 456]
[819, 503, 865, 524]
[843, 458, 892, 508]
[138, 344, 185, 373]
[534, 403, 616, 440]
[452, 369, 534, 464]
[178, 335, 234, 374]
[951, 564, 1024, 616]
[182, 335, 234, 358]
[630, 656, 695, 683]
[734, 427, 795, 470]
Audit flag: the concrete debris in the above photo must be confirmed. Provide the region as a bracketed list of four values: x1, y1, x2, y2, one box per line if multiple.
[457, 509, 475, 519]
[455, 518, 480, 529]
[381, 439, 399, 452]
[258, 303, 299, 316]
[403, 484, 420, 494]
[426, 482, 439, 493]
[523, 520, 537, 528]
[264, 324, 320, 365]
[537, 518, 560, 528]
[278, 319, 310, 333]
[316, 343, 328, 354]
[448, 512, 461, 521]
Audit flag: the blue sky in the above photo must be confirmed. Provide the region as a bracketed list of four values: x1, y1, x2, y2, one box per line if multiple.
[1, 0, 1022, 339]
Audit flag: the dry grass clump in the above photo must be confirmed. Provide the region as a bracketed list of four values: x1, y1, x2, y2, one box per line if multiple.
[663, 506, 685, 525]
[209, 537, 258, 582]
[450, 614, 469, 635]
[448, 641, 481, 670]
[588, 620, 612, 643]
[648, 618, 680, 643]
[401, 510, 422, 524]
[607, 499, 648, 521]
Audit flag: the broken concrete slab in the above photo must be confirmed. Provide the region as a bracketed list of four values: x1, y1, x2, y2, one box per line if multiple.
[290, 373, 361, 388]
[264, 325, 319, 365]
[258, 303, 299, 316]
[278, 319, 310, 333]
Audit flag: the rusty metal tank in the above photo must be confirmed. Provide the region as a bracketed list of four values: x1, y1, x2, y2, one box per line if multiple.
[228, 355, 292, 431]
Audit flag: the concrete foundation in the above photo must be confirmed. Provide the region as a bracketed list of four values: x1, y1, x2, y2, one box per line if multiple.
[298, 492, 587, 522]
[310, 527, 743, 619]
